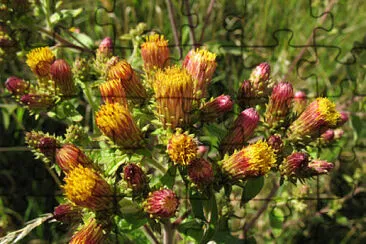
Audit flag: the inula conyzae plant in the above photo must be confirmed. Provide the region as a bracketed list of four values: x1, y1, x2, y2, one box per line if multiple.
[1, 32, 348, 243]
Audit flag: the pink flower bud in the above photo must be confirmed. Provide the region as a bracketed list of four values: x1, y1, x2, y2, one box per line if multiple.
[265, 81, 294, 128]
[98, 37, 113, 57]
[337, 111, 349, 126]
[123, 163, 147, 193]
[307, 160, 334, 175]
[5, 76, 29, 95]
[38, 137, 57, 159]
[267, 134, 283, 152]
[321, 129, 335, 143]
[293, 91, 307, 115]
[220, 108, 259, 154]
[250, 62, 270, 89]
[201, 95, 233, 121]
[144, 189, 179, 218]
[53, 203, 81, 224]
[188, 158, 214, 187]
[20, 94, 54, 109]
[334, 128, 344, 139]
[280, 152, 309, 177]
[50, 59, 76, 97]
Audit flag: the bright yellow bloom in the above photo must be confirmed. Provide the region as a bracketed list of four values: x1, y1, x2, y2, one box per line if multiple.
[64, 165, 112, 211]
[95, 103, 142, 148]
[154, 66, 195, 128]
[26, 47, 55, 77]
[221, 140, 276, 180]
[141, 34, 169, 71]
[167, 130, 198, 166]
[317, 98, 340, 126]
[99, 79, 127, 105]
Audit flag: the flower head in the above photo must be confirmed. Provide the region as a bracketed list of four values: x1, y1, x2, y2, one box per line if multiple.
[26, 47, 55, 77]
[288, 98, 340, 141]
[5, 76, 29, 95]
[220, 140, 276, 181]
[265, 81, 294, 128]
[249, 62, 271, 90]
[220, 108, 259, 154]
[95, 103, 142, 149]
[183, 48, 217, 98]
[53, 203, 81, 224]
[64, 165, 112, 211]
[69, 219, 105, 244]
[123, 163, 148, 193]
[188, 158, 214, 187]
[55, 144, 93, 173]
[200, 95, 233, 122]
[107, 60, 146, 103]
[280, 152, 309, 177]
[50, 59, 76, 97]
[153, 66, 195, 128]
[141, 34, 170, 71]
[144, 189, 179, 218]
[99, 79, 127, 105]
[167, 130, 198, 166]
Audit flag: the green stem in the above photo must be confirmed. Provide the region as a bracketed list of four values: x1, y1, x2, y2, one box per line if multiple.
[162, 221, 174, 244]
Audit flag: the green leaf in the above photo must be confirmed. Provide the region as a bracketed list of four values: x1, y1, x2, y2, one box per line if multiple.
[240, 176, 264, 205]
[269, 207, 285, 229]
[177, 219, 205, 242]
[160, 165, 176, 188]
[189, 189, 205, 220]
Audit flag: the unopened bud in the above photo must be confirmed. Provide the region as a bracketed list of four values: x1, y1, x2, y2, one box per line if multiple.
[293, 91, 307, 115]
[267, 134, 283, 152]
[53, 203, 81, 224]
[50, 59, 76, 97]
[5, 76, 28, 95]
[123, 163, 148, 193]
[98, 37, 113, 57]
[188, 158, 214, 187]
[201, 95, 233, 122]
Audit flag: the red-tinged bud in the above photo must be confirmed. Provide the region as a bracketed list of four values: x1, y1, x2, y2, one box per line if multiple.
[201, 95, 233, 122]
[107, 60, 147, 103]
[55, 144, 93, 173]
[188, 158, 214, 187]
[250, 62, 271, 90]
[265, 81, 294, 128]
[53, 203, 81, 224]
[288, 98, 340, 141]
[220, 140, 276, 181]
[99, 79, 127, 105]
[20, 94, 54, 109]
[321, 129, 335, 143]
[337, 111, 349, 126]
[280, 152, 309, 177]
[220, 108, 259, 154]
[123, 163, 147, 193]
[183, 48, 217, 99]
[197, 145, 209, 157]
[38, 137, 57, 159]
[293, 91, 307, 115]
[5, 76, 29, 95]
[141, 34, 170, 71]
[267, 134, 283, 153]
[238, 80, 259, 108]
[334, 128, 344, 139]
[50, 59, 76, 97]
[69, 219, 105, 244]
[98, 37, 113, 57]
[306, 160, 334, 175]
[144, 189, 179, 218]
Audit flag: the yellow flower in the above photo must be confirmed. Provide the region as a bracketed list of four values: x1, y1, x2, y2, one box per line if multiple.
[317, 98, 340, 126]
[64, 165, 112, 211]
[141, 34, 169, 71]
[221, 140, 276, 180]
[26, 47, 55, 77]
[167, 130, 198, 166]
[95, 103, 142, 148]
[153, 66, 195, 129]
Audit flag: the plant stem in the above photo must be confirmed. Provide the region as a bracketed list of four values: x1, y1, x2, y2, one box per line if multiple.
[199, 0, 216, 44]
[165, 0, 182, 58]
[183, 0, 198, 48]
[143, 224, 159, 244]
[163, 220, 174, 244]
